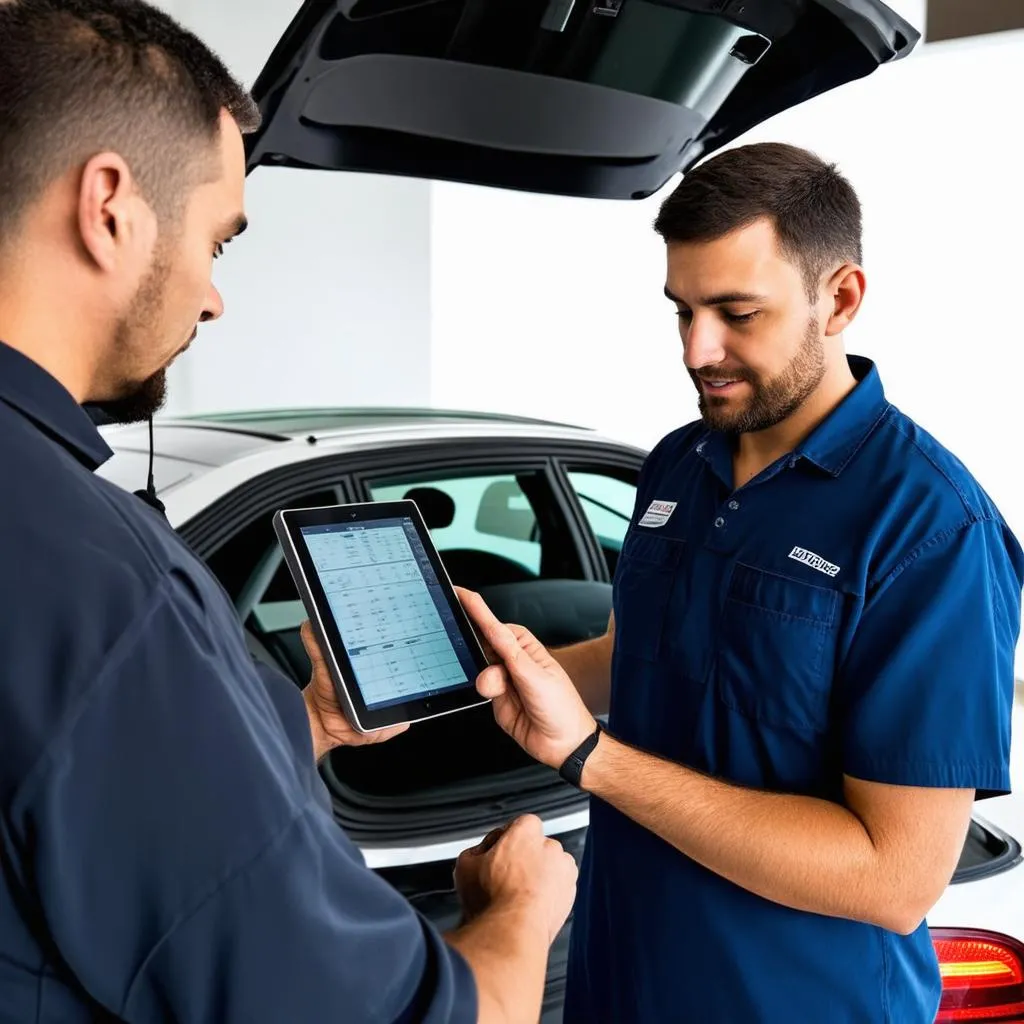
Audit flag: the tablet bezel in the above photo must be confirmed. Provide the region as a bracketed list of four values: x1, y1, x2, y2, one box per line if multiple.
[274, 500, 491, 732]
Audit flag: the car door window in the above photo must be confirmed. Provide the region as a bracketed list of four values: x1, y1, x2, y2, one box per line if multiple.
[367, 469, 582, 590]
[565, 469, 638, 578]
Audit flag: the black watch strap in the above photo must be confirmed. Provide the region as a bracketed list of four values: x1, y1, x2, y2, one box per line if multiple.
[558, 722, 603, 788]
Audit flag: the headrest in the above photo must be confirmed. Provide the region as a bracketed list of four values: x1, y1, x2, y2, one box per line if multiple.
[403, 486, 455, 530]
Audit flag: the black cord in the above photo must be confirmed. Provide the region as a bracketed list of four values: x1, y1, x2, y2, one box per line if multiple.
[146, 414, 157, 498]
[133, 415, 167, 517]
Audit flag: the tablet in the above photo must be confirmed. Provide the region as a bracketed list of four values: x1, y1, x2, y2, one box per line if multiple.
[272, 500, 491, 733]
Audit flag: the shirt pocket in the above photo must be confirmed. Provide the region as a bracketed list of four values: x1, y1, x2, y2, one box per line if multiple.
[613, 530, 684, 663]
[715, 562, 841, 733]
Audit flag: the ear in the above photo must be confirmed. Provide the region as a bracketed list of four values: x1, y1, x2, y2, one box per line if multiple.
[823, 263, 867, 338]
[77, 153, 157, 274]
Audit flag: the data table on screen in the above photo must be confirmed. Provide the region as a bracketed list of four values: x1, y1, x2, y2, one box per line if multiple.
[304, 524, 468, 705]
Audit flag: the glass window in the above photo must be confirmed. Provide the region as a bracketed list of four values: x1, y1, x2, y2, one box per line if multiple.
[566, 469, 638, 577]
[370, 471, 542, 583]
[368, 468, 583, 590]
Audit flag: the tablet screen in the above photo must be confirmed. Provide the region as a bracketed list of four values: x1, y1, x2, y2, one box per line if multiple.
[300, 516, 478, 710]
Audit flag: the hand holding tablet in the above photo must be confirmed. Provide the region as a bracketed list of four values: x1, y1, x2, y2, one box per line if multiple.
[273, 500, 491, 733]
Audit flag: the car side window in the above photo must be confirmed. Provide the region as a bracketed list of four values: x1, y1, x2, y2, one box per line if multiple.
[367, 469, 583, 590]
[368, 471, 544, 585]
[565, 469, 638, 578]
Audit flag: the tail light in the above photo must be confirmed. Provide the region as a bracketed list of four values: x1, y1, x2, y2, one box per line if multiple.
[932, 928, 1024, 1022]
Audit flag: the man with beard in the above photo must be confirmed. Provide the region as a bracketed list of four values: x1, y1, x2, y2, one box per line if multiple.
[0, 2, 578, 1022]
[454, 143, 1024, 1023]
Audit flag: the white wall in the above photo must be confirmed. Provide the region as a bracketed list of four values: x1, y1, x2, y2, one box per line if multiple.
[165, 168, 433, 415]
[155, 0, 435, 415]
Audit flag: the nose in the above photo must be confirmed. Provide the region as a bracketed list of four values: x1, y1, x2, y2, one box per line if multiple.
[201, 283, 224, 324]
[682, 312, 727, 371]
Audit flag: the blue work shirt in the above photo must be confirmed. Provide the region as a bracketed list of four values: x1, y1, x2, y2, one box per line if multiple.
[0, 340, 475, 1023]
[565, 356, 1023, 1024]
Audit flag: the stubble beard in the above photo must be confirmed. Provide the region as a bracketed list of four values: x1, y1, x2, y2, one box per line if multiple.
[694, 315, 826, 435]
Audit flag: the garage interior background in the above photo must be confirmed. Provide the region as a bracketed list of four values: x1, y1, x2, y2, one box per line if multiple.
[155, 0, 1024, 673]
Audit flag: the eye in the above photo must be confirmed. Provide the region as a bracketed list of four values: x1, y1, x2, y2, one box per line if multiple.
[675, 309, 693, 323]
[724, 310, 759, 324]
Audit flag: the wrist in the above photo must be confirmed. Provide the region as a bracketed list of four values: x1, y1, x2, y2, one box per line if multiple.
[302, 687, 331, 763]
[552, 714, 600, 770]
[483, 892, 554, 946]
[578, 727, 615, 792]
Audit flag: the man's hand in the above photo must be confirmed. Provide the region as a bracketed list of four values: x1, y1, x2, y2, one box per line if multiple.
[457, 589, 596, 769]
[454, 815, 578, 944]
[300, 621, 409, 761]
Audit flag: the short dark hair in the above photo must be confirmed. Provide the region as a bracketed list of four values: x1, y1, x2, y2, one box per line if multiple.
[0, 0, 260, 242]
[653, 142, 862, 299]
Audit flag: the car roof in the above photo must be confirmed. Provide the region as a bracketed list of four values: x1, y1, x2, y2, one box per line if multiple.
[99, 406, 603, 470]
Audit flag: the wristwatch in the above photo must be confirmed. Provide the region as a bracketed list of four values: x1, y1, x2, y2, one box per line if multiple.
[558, 722, 603, 788]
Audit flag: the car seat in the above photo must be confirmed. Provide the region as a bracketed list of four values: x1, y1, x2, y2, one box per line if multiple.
[403, 486, 538, 590]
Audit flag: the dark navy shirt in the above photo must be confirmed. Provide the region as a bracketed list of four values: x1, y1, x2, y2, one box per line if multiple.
[0, 341, 476, 1023]
[565, 356, 1023, 1024]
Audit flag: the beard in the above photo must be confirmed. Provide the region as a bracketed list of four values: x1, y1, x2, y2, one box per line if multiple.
[96, 368, 168, 425]
[98, 250, 175, 425]
[692, 315, 826, 435]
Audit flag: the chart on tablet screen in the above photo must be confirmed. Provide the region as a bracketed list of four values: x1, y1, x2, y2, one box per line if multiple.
[304, 523, 467, 705]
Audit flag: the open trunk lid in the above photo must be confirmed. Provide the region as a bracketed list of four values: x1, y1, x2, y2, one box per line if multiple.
[245, 0, 919, 200]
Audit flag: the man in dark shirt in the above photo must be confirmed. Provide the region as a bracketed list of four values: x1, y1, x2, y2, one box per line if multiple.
[459, 143, 1024, 1022]
[0, 3, 576, 1021]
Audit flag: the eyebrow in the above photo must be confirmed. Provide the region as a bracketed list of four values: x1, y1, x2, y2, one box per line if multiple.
[663, 285, 768, 306]
[220, 214, 249, 240]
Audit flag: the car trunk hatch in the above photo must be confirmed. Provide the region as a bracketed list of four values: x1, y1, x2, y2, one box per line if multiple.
[245, 0, 918, 200]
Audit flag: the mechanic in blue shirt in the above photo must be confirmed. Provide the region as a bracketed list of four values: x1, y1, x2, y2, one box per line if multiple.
[0, 4, 576, 1021]
[460, 142, 1024, 1023]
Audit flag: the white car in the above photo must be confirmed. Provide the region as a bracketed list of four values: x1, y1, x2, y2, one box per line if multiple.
[97, 409, 1024, 1023]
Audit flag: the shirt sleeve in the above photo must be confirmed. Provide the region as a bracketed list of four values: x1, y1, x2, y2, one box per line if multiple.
[12, 568, 476, 1023]
[838, 518, 1023, 799]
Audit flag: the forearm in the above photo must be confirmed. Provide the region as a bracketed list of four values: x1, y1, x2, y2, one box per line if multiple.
[550, 633, 612, 715]
[445, 904, 549, 1024]
[582, 734, 924, 933]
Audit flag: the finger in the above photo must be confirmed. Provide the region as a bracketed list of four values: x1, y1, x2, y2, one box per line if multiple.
[506, 813, 543, 839]
[476, 664, 509, 699]
[373, 723, 410, 742]
[299, 621, 327, 667]
[458, 591, 521, 664]
[475, 824, 510, 854]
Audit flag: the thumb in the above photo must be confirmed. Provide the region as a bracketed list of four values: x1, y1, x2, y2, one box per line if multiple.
[476, 664, 509, 699]
[300, 621, 326, 667]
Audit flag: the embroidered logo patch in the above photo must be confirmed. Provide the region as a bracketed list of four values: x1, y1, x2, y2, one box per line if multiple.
[639, 500, 677, 529]
[788, 546, 841, 577]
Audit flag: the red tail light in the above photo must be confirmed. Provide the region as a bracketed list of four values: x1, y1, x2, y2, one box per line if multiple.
[932, 928, 1024, 1022]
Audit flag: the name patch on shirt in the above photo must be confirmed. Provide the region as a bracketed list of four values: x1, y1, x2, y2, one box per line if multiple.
[788, 546, 841, 577]
[639, 500, 677, 529]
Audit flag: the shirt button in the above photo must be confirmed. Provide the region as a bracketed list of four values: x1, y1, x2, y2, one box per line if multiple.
[728, 500, 740, 511]
[714, 517, 725, 528]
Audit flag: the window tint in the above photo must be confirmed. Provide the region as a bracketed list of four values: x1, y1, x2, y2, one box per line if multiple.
[566, 469, 638, 577]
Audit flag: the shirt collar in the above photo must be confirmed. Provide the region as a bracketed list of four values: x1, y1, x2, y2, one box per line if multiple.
[795, 356, 889, 476]
[694, 355, 890, 482]
[0, 341, 113, 470]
